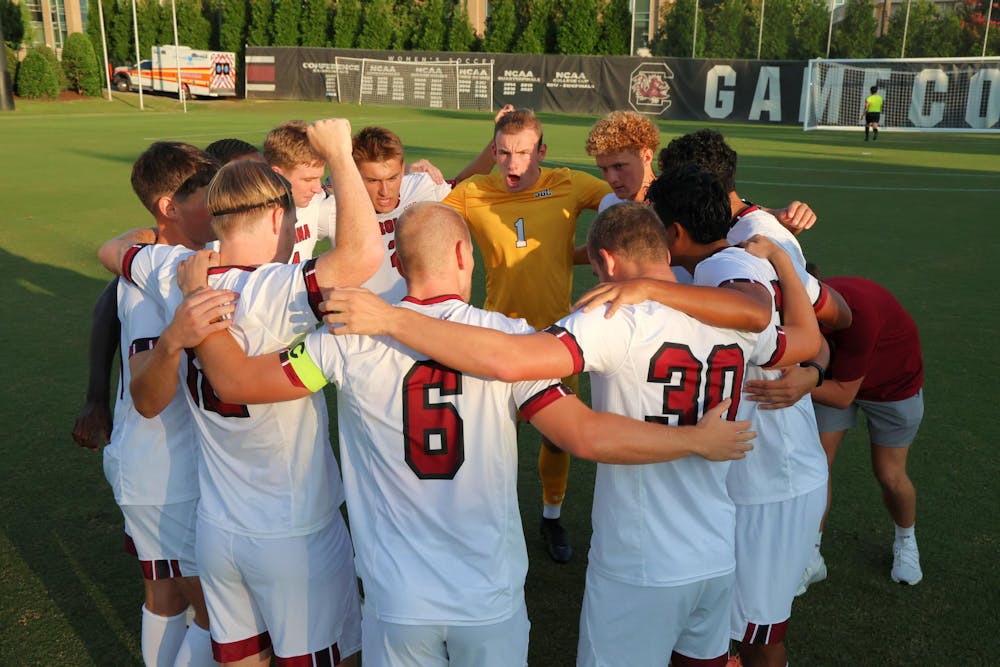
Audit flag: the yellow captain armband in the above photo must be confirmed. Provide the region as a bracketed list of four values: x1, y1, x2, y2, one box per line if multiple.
[279, 337, 329, 393]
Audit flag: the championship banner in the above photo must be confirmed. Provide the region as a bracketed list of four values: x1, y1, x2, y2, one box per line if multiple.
[245, 48, 997, 129]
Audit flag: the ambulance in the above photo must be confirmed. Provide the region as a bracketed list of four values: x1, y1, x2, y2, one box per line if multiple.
[113, 45, 237, 98]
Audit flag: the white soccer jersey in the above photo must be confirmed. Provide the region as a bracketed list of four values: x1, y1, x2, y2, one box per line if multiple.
[122, 244, 343, 538]
[104, 280, 199, 506]
[598, 192, 629, 213]
[694, 247, 829, 505]
[290, 192, 335, 263]
[726, 205, 827, 311]
[547, 302, 782, 587]
[282, 295, 568, 625]
[321, 172, 452, 303]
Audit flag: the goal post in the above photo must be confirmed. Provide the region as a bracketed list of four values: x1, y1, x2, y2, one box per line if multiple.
[332, 56, 493, 112]
[803, 57, 1000, 133]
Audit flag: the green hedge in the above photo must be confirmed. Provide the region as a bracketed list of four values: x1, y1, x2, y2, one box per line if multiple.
[62, 33, 102, 95]
[15, 46, 61, 98]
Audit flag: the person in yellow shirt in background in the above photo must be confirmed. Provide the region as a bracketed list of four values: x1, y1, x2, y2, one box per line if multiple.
[863, 86, 884, 142]
[443, 109, 611, 563]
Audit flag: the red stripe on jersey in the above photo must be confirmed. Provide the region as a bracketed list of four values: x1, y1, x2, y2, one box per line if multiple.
[670, 650, 729, 667]
[301, 259, 324, 319]
[763, 327, 788, 368]
[279, 349, 307, 388]
[208, 265, 257, 275]
[402, 294, 463, 306]
[519, 383, 573, 421]
[732, 204, 761, 223]
[543, 325, 585, 374]
[275, 642, 341, 666]
[719, 278, 768, 293]
[213, 631, 272, 663]
[812, 282, 829, 312]
[121, 243, 150, 284]
[128, 336, 158, 358]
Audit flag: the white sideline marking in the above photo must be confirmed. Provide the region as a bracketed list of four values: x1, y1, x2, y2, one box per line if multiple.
[740, 179, 1000, 192]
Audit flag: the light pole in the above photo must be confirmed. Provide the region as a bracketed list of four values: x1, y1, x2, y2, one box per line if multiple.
[0, 8, 14, 111]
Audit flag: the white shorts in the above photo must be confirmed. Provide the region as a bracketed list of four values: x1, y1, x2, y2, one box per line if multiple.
[361, 600, 529, 667]
[578, 567, 733, 666]
[121, 500, 199, 580]
[730, 486, 826, 644]
[197, 512, 362, 663]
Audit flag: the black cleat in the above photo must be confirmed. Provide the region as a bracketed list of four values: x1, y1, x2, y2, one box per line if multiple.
[540, 517, 573, 563]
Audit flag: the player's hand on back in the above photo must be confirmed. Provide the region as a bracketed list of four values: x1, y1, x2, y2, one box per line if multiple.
[737, 234, 785, 263]
[321, 287, 397, 336]
[307, 118, 353, 162]
[71, 401, 112, 450]
[573, 279, 653, 318]
[177, 249, 221, 297]
[692, 399, 755, 461]
[773, 201, 816, 235]
[160, 289, 239, 352]
[743, 365, 817, 410]
[407, 159, 445, 185]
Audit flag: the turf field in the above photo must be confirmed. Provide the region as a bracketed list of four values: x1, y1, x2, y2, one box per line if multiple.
[1, 95, 997, 665]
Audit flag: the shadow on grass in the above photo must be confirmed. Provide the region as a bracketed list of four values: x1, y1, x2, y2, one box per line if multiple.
[0, 248, 141, 665]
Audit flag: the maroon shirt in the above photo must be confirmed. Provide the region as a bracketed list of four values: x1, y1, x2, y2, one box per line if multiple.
[825, 277, 923, 402]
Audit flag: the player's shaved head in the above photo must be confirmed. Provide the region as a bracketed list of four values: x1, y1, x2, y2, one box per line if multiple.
[395, 202, 471, 281]
[587, 201, 670, 270]
[207, 159, 294, 236]
[658, 129, 737, 193]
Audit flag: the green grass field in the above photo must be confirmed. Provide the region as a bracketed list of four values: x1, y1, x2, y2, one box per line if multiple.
[1, 94, 997, 666]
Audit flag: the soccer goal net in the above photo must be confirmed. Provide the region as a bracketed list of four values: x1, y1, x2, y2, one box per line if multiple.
[331, 57, 493, 112]
[803, 57, 1000, 132]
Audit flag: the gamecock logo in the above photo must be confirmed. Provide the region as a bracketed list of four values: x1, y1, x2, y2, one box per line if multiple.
[629, 63, 674, 115]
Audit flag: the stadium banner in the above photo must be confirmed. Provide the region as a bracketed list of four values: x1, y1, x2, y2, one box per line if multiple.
[245, 46, 812, 124]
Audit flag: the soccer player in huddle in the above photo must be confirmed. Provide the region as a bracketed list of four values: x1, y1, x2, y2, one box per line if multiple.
[97, 141, 219, 667]
[310, 195, 821, 666]
[444, 108, 613, 562]
[98, 119, 381, 666]
[169, 200, 757, 666]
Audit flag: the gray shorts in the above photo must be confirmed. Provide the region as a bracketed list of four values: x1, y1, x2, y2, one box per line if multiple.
[813, 390, 923, 447]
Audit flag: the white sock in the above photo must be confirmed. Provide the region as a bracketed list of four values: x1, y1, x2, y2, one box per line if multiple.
[173, 622, 215, 667]
[542, 504, 561, 520]
[895, 524, 916, 542]
[141, 605, 187, 667]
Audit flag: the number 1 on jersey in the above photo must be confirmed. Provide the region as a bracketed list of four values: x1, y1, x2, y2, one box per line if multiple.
[513, 217, 527, 248]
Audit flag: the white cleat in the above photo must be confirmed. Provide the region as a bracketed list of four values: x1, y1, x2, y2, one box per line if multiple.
[891, 538, 923, 585]
[795, 553, 827, 596]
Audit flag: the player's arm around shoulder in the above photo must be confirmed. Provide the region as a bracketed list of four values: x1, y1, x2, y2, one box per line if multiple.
[528, 397, 754, 464]
[322, 287, 573, 382]
[98, 227, 158, 275]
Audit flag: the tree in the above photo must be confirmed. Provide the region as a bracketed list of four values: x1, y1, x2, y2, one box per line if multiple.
[831, 0, 878, 57]
[390, 1, 416, 49]
[512, 0, 551, 53]
[62, 32, 102, 95]
[16, 45, 61, 98]
[300, 0, 332, 46]
[246, 0, 273, 46]
[707, 0, 748, 57]
[875, 0, 961, 56]
[1, 0, 30, 49]
[446, 0, 475, 51]
[216, 0, 249, 53]
[174, 0, 211, 49]
[652, 0, 706, 56]
[85, 0, 110, 62]
[482, 0, 516, 52]
[555, 0, 600, 54]
[333, 0, 362, 47]
[956, 0, 1000, 55]
[791, 0, 830, 58]
[753, 0, 795, 58]
[357, 0, 393, 50]
[107, 0, 134, 65]
[413, 0, 447, 50]
[271, 0, 302, 46]
[598, 0, 632, 55]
